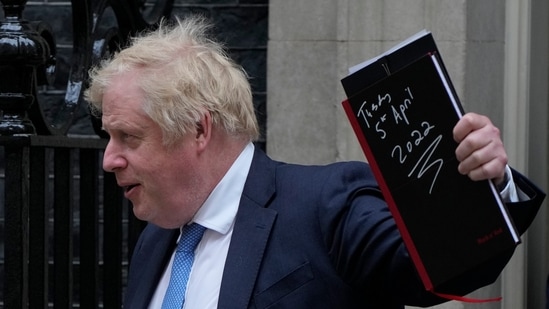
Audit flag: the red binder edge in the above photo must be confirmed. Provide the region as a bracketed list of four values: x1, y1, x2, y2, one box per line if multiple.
[341, 98, 434, 292]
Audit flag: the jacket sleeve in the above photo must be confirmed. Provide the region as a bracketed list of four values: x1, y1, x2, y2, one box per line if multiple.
[506, 168, 546, 235]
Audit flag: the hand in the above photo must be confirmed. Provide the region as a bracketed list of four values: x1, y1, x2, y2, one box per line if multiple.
[453, 112, 508, 185]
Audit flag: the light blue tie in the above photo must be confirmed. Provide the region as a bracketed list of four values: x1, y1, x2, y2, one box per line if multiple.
[161, 223, 206, 309]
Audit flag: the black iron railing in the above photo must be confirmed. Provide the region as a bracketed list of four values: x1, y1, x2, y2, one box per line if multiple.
[0, 1, 174, 307]
[1, 136, 144, 308]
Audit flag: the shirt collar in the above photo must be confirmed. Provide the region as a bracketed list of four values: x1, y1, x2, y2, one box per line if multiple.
[191, 142, 254, 234]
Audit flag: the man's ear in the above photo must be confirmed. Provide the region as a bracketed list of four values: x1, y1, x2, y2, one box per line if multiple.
[195, 111, 212, 150]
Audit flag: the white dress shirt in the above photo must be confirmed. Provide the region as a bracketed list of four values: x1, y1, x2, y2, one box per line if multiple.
[149, 142, 255, 309]
[499, 165, 524, 203]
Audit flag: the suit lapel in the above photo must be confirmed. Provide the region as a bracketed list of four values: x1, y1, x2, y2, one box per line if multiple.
[125, 227, 178, 309]
[218, 149, 278, 309]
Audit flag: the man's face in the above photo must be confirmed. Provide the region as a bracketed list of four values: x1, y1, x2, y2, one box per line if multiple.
[100, 72, 204, 228]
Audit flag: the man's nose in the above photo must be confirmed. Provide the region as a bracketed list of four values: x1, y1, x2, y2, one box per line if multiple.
[102, 140, 127, 172]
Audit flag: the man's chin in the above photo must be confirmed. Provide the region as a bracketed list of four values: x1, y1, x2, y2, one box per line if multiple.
[131, 204, 151, 222]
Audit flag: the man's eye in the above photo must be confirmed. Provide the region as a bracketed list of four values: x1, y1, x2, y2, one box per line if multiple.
[123, 133, 135, 140]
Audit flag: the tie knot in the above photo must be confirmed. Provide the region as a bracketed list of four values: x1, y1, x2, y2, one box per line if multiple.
[177, 223, 206, 253]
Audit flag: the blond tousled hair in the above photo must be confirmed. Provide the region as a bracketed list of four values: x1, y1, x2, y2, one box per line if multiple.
[85, 15, 259, 146]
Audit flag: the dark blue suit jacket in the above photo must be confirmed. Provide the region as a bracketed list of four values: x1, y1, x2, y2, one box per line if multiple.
[124, 148, 544, 308]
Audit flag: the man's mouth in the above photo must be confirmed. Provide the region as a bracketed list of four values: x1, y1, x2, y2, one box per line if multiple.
[124, 184, 139, 193]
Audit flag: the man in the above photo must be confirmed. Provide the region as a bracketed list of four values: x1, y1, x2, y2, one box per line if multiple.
[85, 16, 544, 308]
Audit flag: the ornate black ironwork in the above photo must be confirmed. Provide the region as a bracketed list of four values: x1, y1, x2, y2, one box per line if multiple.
[0, 0, 174, 136]
[0, 0, 54, 135]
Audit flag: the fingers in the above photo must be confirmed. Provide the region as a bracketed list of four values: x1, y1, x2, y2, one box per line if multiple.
[453, 112, 491, 144]
[457, 138, 507, 182]
[453, 113, 508, 183]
